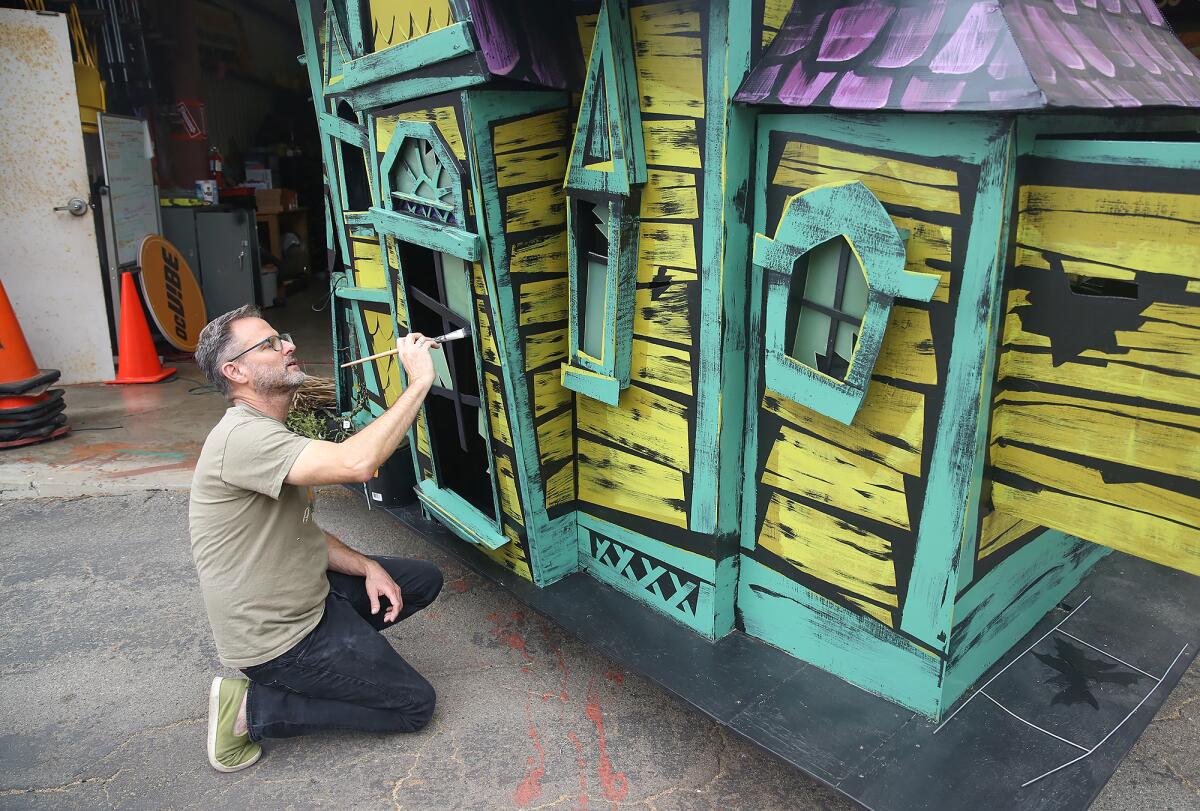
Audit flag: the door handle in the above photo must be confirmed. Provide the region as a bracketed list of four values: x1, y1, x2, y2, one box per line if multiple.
[53, 198, 89, 216]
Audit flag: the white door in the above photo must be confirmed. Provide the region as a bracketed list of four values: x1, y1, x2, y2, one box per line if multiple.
[0, 8, 114, 383]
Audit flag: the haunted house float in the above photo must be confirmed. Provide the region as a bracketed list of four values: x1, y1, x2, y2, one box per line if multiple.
[296, 0, 1200, 801]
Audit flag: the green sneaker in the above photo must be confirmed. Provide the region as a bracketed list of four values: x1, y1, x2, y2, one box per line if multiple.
[206, 676, 261, 773]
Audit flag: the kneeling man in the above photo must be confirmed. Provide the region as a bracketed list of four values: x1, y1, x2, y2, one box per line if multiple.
[189, 305, 441, 772]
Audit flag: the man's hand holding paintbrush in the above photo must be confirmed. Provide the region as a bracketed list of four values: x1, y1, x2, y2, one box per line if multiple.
[340, 328, 465, 369]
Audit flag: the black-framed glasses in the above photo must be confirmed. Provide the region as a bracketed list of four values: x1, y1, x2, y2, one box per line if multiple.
[225, 333, 292, 363]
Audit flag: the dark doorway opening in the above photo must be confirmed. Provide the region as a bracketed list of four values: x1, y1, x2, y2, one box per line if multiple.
[337, 101, 372, 212]
[400, 241, 497, 520]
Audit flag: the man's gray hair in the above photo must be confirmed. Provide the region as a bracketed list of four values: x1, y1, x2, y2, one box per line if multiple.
[194, 304, 262, 397]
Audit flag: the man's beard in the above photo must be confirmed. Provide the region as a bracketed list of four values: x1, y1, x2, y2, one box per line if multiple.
[251, 362, 306, 394]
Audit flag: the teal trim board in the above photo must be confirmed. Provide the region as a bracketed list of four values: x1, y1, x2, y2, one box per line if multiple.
[579, 514, 724, 639]
[560, 364, 620, 406]
[334, 22, 475, 94]
[415, 482, 507, 551]
[942, 531, 1109, 712]
[900, 121, 1014, 651]
[738, 556, 943, 716]
[368, 207, 481, 261]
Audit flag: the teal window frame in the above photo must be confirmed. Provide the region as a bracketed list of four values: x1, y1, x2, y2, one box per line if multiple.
[754, 180, 939, 425]
[560, 0, 644, 406]
[561, 192, 637, 406]
[378, 120, 466, 227]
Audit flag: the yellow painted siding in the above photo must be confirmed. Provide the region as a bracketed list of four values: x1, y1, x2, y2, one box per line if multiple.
[630, 1, 704, 117]
[773, 141, 961, 215]
[369, 0, 454, 51]
[643, 169, 700, 220]
[762, 0, 793, 48]
[762, 423, 912, 532]
[494, 110, 571, 156]
[578, 438, 687, 529]
[990, 167, 1200, 576]
[535, 410, 573, 465]
[363, 307, 402, 406]
[630, 339, 692, 395]
[483, 372, 513, 448]
[532, 369, 571, 418]
[525, 329, 568, 371]
[578, 383, 690, 472]
[510, 232, 568, 274]
[1016, 186, 1200, 280]
[495, 454, 525, 527]
[376, 105, 466, 160]
[759, 491, 898, 608]
[519, 279, 569, 326]
[977, 512, 1039, 562]
[352, 236, 387, 289]
[763, 379, 924, 478]
[505, 184, 566, 232]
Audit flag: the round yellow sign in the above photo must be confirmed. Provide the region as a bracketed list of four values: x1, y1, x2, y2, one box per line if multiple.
[137, 235, 207, 352]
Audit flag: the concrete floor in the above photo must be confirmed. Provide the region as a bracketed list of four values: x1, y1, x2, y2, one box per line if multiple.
[0, 295, 1197, 810]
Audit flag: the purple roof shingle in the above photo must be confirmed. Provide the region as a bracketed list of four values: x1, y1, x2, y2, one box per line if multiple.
[737, 0, 1200, 110]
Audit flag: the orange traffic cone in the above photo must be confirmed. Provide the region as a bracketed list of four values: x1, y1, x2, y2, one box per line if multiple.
[0, 280, 60, 397]
[0, 280, 70, 449]
[106, 272, 176, 384]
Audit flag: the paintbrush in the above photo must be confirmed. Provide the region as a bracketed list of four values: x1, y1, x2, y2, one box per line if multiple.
[339, 327, 469, 368]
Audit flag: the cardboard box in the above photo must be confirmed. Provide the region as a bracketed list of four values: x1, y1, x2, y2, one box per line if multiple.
[255, 188, 297, 213]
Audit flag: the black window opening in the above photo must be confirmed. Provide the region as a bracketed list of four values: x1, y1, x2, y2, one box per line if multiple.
[336, 101, 372, 212]
[399, 242, 497, 521]
[1067, 273, 1139, 299]
[784, 236, 869, 383]
[335, 296, 359, 414]
[574, 198, 610, 360]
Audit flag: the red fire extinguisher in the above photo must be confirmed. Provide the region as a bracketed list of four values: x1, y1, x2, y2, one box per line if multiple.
[208, 146, 225, 188]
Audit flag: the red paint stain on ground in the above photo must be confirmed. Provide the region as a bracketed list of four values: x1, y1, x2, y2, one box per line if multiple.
[567, 730, 589, 809]
[604, 669, 624, 686]
[447, 578, 469, 593]
[585, 680, 628, 802]
[98, 459, 196, 479]
[513, 703, 545, 807]
[487, 612, 532, 662]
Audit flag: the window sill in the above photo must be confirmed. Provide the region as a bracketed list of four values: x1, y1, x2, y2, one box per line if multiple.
[560, 363, 621, 406]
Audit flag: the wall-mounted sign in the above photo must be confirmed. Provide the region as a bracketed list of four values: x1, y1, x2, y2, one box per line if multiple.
[137, 235, 207, 352]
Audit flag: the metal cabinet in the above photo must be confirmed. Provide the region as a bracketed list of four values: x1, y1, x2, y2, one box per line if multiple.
[161, 206, 261, 317]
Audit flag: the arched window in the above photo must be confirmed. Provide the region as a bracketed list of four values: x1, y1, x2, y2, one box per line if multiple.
[755, 181, 939, 425]
[388, 137, 456, 224]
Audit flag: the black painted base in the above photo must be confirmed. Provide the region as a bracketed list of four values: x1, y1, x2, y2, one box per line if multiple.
[382, 500, 1200, 811]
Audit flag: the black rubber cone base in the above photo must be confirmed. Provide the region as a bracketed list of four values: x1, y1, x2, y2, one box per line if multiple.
[0, 369, 60, 395]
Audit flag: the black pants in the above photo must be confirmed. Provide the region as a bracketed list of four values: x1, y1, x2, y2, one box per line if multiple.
[241, 556, 443, 741]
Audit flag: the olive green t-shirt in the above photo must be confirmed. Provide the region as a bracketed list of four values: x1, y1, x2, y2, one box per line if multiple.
[188, 404, 329, 668]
